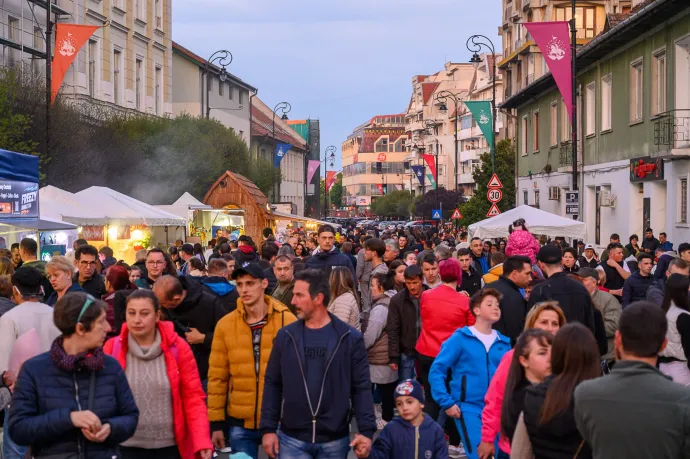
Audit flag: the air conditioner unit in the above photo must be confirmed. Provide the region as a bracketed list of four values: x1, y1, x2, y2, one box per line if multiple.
[548, 186, 560, 200]
[600, 190, 612, 207]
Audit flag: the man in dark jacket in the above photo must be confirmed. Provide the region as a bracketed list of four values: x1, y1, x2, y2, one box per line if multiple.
[641, 228, 660, 254]
[153, 275, 228, 381]
[386, 264, 427, 381]
[235, 236, 260, 268]
[259, 241, 279, 292]
[530, 246, 596, 332]
[271, 255, 296, 314]
[73, 244, 106, 298]
[470, 237, 490, 274]
[577, 244, 599, 269]
[574, 301, 690, 459]
[599, 243, 631, 301]
[486, 256, 531, 345]
[199, 258, 239, 313]
[305, 225, 355, 280]
[647, 258, 690, 305]
[457, 248, 482, 296]
[260, 269, 375, 459]
[622, 253, 654, 308]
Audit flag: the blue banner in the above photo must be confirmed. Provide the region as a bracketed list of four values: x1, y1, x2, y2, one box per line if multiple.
[274, 143, 292, 167]
[411, 165, 425, 187]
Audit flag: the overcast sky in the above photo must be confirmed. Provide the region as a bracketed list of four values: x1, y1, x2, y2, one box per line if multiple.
[173, 0, 502, 171]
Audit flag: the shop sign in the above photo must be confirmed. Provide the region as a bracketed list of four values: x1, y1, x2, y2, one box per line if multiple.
[356, 196, 371, 206]
[80, 225, 104, 240]
[0, 180, 38, 218]
[630, 156, 663, 182]
[377, 153, 387, 162]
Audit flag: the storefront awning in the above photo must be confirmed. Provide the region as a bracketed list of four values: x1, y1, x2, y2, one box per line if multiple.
[0, 217, 76, 235]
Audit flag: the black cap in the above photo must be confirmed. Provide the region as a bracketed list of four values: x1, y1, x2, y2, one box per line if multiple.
[232, 263, 266, 280]
[180, 243, 194, 255]
[537, 245, 563, 264]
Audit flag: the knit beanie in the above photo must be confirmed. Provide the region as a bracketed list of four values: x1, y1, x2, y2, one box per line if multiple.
[395, 379, 425, 404]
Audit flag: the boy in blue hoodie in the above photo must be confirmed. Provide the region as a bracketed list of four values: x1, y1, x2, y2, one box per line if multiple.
[369, 379, 448, 459]
[428, 288, 510, 459]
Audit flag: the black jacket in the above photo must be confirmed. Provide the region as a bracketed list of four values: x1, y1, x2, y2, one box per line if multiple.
[646, 278, 666, 305]
[528, 272, 596, 333]
[622, 271, 654, 308]
[234, 246, 260, 267]
[199, 276, 239, 313]
[523, 376, 592, 459]
[641, 236, 660, 254]
[74, 272, 106, 298]
[577, 256, 598, 269]
[305, 247, 356, 280]
[386, 286, 428, 363]
[486, 277, 527, 345]
[163, 277, 229, 380]
[459, 267, 482, 297]
[263, 265, 278, 293]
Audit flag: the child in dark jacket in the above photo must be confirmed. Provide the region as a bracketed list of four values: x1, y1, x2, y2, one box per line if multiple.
[369, 379, 449, 459]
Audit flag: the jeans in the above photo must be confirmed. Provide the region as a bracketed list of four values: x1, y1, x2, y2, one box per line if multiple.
[120, 445, 181, 459]
[3, 408, 28, 459]
[229, 426, 262, 459]
[277, 431, 350, 459]
[398, 353, 416, 382]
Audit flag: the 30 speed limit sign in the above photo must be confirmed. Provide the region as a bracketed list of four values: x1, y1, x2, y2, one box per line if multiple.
[487, 188, 503, 203]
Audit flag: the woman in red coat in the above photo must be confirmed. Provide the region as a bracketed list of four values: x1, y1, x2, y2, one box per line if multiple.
[104, 290, 212, 459]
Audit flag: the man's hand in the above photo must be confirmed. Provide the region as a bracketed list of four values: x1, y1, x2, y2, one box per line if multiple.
[185, 327, 205, 345]
[478, 441, 495, 459]
[606, 258, 618, 268]
[211, 430, 225, 450]
[609, 289, 623, 297]
[350, 434, 372, 458]
[199, 449, 213, 459]
[70, 410, 101, 432]
[81, 423, 110, 443]
[389, 363, 399, 371]
[262, 433, 280, 459]
[445, 404, 461, 419]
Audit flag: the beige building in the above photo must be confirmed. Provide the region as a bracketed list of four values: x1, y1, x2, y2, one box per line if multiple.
[172, 42, 256, 145]
[0, 0, 173, 117]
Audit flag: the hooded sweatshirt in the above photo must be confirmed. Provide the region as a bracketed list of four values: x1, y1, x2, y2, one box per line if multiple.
[199, 276, 239, 313]
[369, 414, 448, 459]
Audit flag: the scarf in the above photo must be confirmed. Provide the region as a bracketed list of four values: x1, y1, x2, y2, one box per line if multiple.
[50, 336, 105, 373]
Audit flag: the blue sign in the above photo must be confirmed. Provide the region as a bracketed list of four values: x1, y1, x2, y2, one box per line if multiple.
[432, 209, 442, 220]
[274, 143, 292, 167]
[411, 165, 425, 187]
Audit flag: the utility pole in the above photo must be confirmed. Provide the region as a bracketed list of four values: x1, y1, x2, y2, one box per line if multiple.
[571, 0, 578, 193]
[45, 4, 52, 160]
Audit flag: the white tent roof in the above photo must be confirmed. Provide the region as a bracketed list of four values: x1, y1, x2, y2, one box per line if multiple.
[468, 205, 586, 239]
[155, 192, 212, 219]
[40, 185, 108, 225]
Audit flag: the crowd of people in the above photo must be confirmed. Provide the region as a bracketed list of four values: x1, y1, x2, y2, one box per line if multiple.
[0, 220, 689, 459]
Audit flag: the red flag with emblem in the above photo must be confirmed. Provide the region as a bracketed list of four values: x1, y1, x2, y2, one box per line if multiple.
[52, 24, 100, 104]
[326, 171, 338, 192]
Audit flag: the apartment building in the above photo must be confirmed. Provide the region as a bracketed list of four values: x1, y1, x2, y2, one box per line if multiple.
[342, 114, 408, 213]
[0, 0, 173, 117]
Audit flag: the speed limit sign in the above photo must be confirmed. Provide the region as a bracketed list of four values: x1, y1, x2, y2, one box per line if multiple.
[488, 188, 503, 203]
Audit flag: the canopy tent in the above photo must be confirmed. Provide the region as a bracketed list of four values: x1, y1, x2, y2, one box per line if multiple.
[0, 217, 76, 235]
[155, 192, 212, 219]
[468, 205, 586, 239]
[40, 185, 107, 225]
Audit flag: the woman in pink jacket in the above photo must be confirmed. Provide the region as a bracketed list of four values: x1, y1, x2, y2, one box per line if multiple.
[477, 302, 565, 459]
[505, 219, 541, 265]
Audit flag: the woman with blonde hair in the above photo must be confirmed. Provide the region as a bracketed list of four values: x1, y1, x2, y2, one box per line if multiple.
[328, 266, 360, 330]
[0, 256, 14, 276]
[45, 256, 84, 306]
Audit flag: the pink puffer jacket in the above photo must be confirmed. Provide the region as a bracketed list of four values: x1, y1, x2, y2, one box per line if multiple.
[481, 349, 514, 454]
[505, 229, 540, 264]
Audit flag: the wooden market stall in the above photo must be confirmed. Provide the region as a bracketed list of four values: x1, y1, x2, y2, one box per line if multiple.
[203, 171, 274, 242]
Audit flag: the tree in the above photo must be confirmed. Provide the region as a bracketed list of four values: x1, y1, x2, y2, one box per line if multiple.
[371, 190, 414, 218]
[412, 187, 465, 220]
[320, 172, 343, 210]
[459, 139, 516, 225]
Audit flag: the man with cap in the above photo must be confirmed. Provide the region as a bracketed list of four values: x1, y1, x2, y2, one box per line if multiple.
[208, 263, 296, 459]
[529, 245, 597, 333]
[178, 243, 195, 276]
[578, 244, 599, 269]
[235, 235, 260, 267]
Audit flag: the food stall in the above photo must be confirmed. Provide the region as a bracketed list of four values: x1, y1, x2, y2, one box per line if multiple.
[273, 210, 342, 240]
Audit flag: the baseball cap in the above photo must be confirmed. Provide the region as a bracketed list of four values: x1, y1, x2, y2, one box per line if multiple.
[232, 263, 266, 280]
[537, 245, 563, 264]
[584, 244, 594, 250]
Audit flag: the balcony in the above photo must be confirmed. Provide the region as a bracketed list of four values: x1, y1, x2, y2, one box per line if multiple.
[559, 141, 572, 167]
[460, 148, 481, 162]
[457, 173, 475, 184]
[654, 109, 690, 152]
[503, 3, 512, 27]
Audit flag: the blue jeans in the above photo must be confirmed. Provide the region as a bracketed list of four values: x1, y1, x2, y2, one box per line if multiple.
[3, 408, 28, 459]
[398, 353, 416, 382]
[277, 431, 350, 459]
[229, 426, 261, 459]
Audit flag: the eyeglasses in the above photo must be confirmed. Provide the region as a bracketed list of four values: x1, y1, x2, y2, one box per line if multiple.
[146, 261, 166, 266]
[79, 261, 97, 267]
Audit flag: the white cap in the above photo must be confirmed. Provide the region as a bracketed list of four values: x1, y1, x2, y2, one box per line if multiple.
[584, 244, 594, 250]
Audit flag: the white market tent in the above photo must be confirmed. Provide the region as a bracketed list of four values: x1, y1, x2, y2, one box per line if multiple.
[40, 185, 107, 225]
[74, 187, 186, 226]
[155, 192, 212, 219]
[468, 205, 586, 239]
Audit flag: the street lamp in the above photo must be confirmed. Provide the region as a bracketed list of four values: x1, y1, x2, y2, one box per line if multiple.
[203, 50, 233, 119]
[271, 102, 292, 203]
[466, 34, 497, 174]
[324, 145, 336, 218]
[436, 90, 460, 190]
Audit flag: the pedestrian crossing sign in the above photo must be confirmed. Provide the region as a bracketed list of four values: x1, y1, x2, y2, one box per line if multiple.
[432, 209, 442, 220]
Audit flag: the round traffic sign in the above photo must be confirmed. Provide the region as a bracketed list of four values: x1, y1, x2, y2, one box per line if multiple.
[488, 188, 503, 203]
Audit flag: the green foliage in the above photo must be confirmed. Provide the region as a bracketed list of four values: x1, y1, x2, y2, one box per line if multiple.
[371, 190, 414, 218]
[319, 173, 343, 210]
[249, 157, 282, 195]
[459, 139, 516, 225]
[412, 188, 465, 219]
[0, 67, 40, 173]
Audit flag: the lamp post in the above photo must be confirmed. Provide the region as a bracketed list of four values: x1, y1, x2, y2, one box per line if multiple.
[324, 145, 336, 218]
[203, 50, 232, 119]
[270, 102, 291, 203]
[466, 34, 497, 174]
[436, 91, 460, 190]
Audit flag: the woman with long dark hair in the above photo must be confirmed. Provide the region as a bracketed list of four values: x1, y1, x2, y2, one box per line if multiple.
[522, 323, 600, 459]
[193, 243, 206, 266]
[385, 260, 406, 293]
[102, 265, 136, 337]
[658, 273, 690, 385]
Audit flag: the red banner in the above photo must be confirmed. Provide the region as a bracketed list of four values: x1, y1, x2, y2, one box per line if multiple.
[326, 171, 338, 192]
[375, 184, 384, 195]
[422, 154, 437, 182]
[524, 22, 573, 122]
[52, 24, 100, 104]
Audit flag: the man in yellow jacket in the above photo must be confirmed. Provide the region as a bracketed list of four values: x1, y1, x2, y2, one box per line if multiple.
[208, 263, 296, 459]
[483, 251, 506, 284]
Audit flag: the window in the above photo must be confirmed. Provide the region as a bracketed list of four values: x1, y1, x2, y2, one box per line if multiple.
[135, 58, 142, 110]
[534, 189, 540, 208]
[532, 111, 540, 152]
[652, 50, 666, 115]
[523, 190, 529, 205]
[155, 66, 162, 115]
[555, 6, 597, 38]
[238, 89, 244, 105]
[33, 27, 43, 74]
[113, 49, 122, 105]
[155, 0, 163, 29]
[585, 83, 595, 136]
[87, 40, 97, 97]
[561, 99, 570, 142]
[521, 116, 528, 156]
[7, 16, 17, 64]
[135, 0, 146, 20]
[219, 79, 224, 96]
[229, 84, 233, 100]
[375, 138, 389, 152]
[601, 74, 612, 131]
[680, 177, 688, 224]
[207, 75, 213, 92]
[550, 102, 558, 146]
[630, 59, 643, 122]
